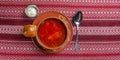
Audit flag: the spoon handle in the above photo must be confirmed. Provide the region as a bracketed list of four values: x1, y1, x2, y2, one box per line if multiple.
[75, 24, 79, 51]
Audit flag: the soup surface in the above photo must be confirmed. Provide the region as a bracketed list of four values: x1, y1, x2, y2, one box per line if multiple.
[37, 18, 67, 48]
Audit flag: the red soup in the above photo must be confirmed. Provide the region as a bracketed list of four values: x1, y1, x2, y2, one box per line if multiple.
[37, 18, 67, 48]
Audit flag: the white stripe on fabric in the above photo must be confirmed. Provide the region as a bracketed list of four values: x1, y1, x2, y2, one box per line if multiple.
[0, 17, 120, 20]
[0, 0, 119, 3]
[1, 39, 120, 44]
[0, 25, 120, 35]
[0, 40, 120, 51]
[0, 10, 120, 14]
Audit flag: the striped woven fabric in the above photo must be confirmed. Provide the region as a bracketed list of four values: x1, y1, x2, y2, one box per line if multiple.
[0, 0, 120, 60]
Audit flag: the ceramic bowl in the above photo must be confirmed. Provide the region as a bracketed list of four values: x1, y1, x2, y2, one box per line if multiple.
[23, 11, 73, 53]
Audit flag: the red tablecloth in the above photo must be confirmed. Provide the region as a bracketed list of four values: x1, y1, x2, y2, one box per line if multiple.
[0, 0, 120, 60]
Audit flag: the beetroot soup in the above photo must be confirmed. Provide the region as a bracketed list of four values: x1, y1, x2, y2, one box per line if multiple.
[37, 18, 67, 48]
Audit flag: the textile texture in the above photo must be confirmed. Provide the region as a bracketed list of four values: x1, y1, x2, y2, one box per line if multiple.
[0, 0, 120, 60]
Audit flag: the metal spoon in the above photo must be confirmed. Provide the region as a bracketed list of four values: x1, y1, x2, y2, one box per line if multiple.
[72, 11, 82, 51]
